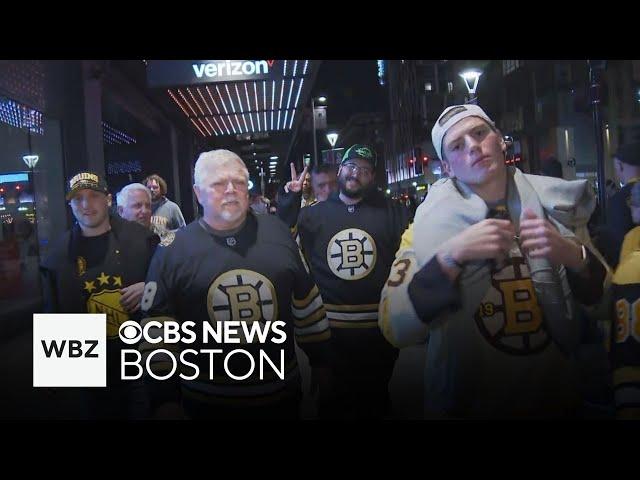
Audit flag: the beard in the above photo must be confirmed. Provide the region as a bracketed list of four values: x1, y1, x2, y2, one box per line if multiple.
[338, 174, 373, 199]
[217, 198, 247, 224]
[220, 208, 243, 222]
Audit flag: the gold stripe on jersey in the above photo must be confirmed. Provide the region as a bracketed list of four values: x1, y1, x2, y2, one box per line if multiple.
[398, 223, 414, 250]
[292, 285, 320, 308]
[293, 307, 325, 329]
[329, 320, 379, 329]
[325, 303, 379, 312]
[613, 366, 640, 386]
[616, 407, 640, 419]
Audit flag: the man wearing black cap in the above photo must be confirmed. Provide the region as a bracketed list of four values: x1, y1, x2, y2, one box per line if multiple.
[40, 171, 158, 419]
[292, 144, 411, 419]
[600, 142, 640, 267]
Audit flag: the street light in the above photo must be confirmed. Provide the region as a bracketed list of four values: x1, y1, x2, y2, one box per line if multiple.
[459, 69, 482, 104]
[324, 131, 340, 165]
[311, 96, 327, 168]
[23, 128, 41, 261]
[23, 155, 39, 169]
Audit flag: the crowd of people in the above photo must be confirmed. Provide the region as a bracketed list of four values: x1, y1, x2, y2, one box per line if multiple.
[39, 103, 640, 420]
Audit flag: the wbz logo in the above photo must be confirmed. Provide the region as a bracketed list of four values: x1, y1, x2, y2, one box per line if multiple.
[40, 339, 99, 358]
[33, 314, 106, 387]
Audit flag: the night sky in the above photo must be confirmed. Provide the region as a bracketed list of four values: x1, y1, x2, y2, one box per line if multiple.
[312, 60, 388, 128]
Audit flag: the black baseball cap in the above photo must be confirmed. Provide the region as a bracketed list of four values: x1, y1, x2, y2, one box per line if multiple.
[341, 144, 377, 168]
[66, 171, 109, 200]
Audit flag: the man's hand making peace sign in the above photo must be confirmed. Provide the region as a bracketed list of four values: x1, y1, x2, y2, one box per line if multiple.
[284, 162, 309, 193]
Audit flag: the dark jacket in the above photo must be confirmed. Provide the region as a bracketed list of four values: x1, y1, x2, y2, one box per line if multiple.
[40, 214, 158, 314]
[276, 183, 306, 229]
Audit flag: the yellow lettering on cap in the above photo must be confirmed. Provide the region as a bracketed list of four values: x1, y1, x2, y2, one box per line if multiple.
[70, 172, 99, 188]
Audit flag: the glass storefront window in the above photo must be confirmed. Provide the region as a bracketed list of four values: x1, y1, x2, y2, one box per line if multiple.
[0, 95, 65, 324]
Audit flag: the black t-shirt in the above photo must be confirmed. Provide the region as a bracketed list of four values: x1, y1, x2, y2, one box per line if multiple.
[76, 230, 110, 272]
[75, 229, 134, 384]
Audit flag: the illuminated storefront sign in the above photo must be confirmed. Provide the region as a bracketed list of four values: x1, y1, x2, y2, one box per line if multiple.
[150, 60, 315, 137]
[148, 60, 287, 87]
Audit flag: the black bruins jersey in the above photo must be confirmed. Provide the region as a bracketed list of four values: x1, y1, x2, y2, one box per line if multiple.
[297, 190, 411, 366]
[141, 212, 330, 416]
[610, 227, 640, 419]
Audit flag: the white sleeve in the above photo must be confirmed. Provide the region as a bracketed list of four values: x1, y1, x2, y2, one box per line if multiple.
[378, 223, 430, 348]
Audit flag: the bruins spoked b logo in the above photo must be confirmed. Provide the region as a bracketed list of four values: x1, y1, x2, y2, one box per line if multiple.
[474, 253, 550, 355]
[207, 269, 278, 343]
[327, 228, 377, 281]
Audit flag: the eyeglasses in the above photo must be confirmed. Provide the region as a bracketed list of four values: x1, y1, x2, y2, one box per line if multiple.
[342, 163, 373, 175]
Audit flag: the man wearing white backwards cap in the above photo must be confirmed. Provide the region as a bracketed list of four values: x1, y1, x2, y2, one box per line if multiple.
[378, 104, 609, 419]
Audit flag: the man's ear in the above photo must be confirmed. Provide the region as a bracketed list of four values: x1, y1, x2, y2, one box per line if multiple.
[193, 184, 200, 202]
[442, 159, 453, 177]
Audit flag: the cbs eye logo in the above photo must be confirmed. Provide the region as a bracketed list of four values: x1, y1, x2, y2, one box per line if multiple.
[119, 321, 143, 345]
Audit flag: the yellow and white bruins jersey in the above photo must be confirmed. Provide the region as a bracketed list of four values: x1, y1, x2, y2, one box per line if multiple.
[140, 212, 330, 413]
[380, 223, 582, 418]
[610, 226, 640, 419]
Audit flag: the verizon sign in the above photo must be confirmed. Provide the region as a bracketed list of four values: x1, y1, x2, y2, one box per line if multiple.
[193, 60, 272, 78]
[147, 60, 278, 87]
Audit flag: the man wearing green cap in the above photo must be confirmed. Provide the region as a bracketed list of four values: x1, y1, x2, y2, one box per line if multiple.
[292, 144, 411, 419]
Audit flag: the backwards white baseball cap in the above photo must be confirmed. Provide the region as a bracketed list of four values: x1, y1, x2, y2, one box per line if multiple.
[431, 104, 495, 161]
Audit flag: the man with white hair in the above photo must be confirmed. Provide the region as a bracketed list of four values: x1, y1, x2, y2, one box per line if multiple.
[117, 183, 153, 229]
[117, 183, 166, 248]
[140, 149, 331, 420]
[379, 104, 608, 419]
